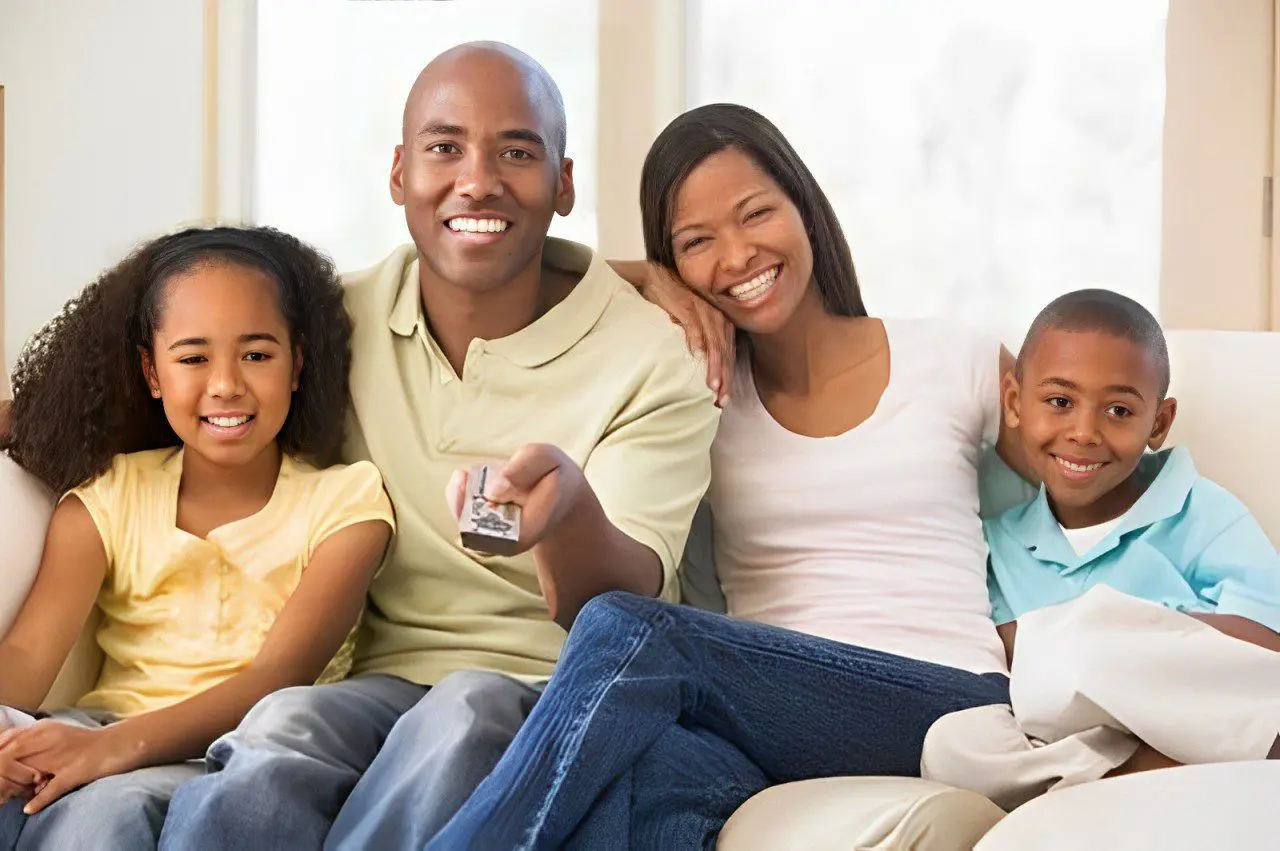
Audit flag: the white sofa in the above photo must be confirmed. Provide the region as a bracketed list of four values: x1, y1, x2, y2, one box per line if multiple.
[3, 330, 1278, 849]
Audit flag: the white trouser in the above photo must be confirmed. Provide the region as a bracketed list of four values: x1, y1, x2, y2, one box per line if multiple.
[921, 584, 1280, 810]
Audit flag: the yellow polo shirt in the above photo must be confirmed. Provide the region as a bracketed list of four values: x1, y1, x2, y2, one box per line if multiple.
[343, 239, 719, 685]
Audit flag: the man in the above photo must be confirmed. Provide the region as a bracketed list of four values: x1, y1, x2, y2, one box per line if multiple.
[156, 42, 718, 850]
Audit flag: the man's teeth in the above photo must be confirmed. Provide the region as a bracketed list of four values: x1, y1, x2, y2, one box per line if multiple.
[728, 266, 779, 300]
[207, 416, 250, 428]
[1056, 456, 1103, 473]
[447, 218, 508, 233]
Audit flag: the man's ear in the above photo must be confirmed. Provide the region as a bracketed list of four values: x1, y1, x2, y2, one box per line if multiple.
[1148, 396, 1178, 450]
[1001, 371, 1022, 429]
[139, 347, 161, 398]
[390, 145, 407, 207]
[554, 157, 576, 217]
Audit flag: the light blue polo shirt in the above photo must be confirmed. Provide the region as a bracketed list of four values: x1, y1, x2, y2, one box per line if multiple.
[985, 446, 1280, 631]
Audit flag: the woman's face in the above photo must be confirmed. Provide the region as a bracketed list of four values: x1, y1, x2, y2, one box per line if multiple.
[669, 148, 815, 336]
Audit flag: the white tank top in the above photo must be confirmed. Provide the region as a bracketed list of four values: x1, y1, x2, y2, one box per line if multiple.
[709, 318, 1009, 675]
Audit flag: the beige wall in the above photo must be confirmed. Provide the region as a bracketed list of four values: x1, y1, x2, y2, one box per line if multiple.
[1161, 0, 1275, 331]
[0, 0, 207, 373]
[1, 84, 8, 399]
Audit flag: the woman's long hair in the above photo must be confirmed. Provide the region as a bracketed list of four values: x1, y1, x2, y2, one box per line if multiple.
[640, 103, 867, 319]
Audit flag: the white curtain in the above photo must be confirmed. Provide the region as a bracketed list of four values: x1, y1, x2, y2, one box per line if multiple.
[688, 0, 1168, 346]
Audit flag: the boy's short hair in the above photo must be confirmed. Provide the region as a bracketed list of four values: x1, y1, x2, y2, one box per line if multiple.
[1016, 289, 1170, 398]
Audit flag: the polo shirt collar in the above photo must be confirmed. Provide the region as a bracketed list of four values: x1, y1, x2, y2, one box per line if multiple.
[385, 238, 613, 368]
[1011, 446, 1198, 571]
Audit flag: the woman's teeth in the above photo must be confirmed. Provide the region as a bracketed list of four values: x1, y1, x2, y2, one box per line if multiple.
[205, 416, 251, 428]
[447, 218, 508, 233]
[728, 266, 779, 301]
[1055, 456, 1103, 473]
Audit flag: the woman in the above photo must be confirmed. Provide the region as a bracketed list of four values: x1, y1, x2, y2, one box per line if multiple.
[429, 103, 1028, 850]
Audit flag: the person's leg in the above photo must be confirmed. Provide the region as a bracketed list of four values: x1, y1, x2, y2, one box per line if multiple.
[159, 676, 425, 851]
[325, 670, 542, 850]
[562, 724, 768, 851]
[15, 762, 203, 851]
[430, 591, 1009, 850]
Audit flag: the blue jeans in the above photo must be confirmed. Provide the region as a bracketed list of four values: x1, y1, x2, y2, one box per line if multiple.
[159, 671, 542, 851]
[0, 708, 201, 851]
[430, 591, 1011, 850]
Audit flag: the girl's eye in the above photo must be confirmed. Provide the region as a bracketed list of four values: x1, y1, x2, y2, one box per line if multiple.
[681, 236, 707, 252]
[244, 352, 270, 363]
[1106, 405, 1132, 418]
[1046, 396, 1071, 409]
[179, 356, 207, 366]
[745, 207, 772, 222]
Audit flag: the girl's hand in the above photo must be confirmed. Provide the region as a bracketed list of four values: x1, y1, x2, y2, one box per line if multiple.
[611, 260, 735, 407]
[0, 721, 135, 814]
[0, 723, 42, 805]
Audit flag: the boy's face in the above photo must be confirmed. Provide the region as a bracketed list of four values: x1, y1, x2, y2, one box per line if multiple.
[1003, 328, 1177, 528]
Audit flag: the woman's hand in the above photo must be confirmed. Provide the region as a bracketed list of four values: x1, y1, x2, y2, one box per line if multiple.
[0, 720, 42, 805]
[0, 721, 136, 814]
[610, 260, 735, 407]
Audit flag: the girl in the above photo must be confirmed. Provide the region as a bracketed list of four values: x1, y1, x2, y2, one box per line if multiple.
[0, 226, 394, 849]
[428, 104, 1029, 849]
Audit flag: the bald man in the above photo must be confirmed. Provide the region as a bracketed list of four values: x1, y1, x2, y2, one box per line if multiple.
[158, 43, 718, 850]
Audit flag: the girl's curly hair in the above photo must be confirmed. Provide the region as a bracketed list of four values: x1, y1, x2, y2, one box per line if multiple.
[2, 226, 353, 494]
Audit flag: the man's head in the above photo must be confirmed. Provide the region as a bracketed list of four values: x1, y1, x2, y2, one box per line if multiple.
[1004, 289, 1178, 527]
[391, 42, 574, 293]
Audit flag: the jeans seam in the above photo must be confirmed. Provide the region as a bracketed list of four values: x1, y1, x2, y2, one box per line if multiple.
[521, 612, 656, 849]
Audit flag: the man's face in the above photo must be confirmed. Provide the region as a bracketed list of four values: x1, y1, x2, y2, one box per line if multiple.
[1004, 328, 1177, 528]
[392, 54, 574, 293]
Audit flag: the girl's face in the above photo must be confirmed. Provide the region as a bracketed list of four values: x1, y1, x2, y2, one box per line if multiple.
[142, 263, 300, 470]
[669, 148, 817, 336]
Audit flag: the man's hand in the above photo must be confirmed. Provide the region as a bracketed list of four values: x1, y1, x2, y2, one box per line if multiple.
[0, 720, 135, 814]
[447, 444, 586, 556]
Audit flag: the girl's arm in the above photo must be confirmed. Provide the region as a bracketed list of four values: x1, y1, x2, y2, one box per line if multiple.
[109, 518, 391, 766]
[0, 496, 107, 711]
[6, 517, 391, 814]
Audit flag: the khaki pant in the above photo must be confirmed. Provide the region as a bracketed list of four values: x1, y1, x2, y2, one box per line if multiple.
[922, 584, 1280, 810]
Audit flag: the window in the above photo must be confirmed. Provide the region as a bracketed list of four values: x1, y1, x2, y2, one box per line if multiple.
[254, 0, 599, 273]
[687, 0, 1168, 343]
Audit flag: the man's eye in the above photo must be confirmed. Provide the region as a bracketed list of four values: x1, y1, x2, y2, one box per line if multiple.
[1107, 405, 1132, 418]
[1046, 396, 1070, 409]
[503, 149, 533, 160]
[429, 143, 459, 155]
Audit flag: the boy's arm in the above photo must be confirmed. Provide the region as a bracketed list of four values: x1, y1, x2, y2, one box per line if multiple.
[1184, 511, 1280, 643]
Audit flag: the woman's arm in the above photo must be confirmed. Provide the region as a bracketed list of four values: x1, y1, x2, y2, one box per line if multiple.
[994, 346, 1036, 485]
[608, 260, 734, 407]
[0, 496, 107, 711]
[7, 518, 391, 813]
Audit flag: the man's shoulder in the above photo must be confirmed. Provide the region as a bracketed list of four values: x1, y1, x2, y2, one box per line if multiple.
[588, 272, 695, 364]
[341, 245, 416, 310]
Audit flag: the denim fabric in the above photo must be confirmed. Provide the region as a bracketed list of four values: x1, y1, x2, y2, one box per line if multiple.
[431, 591, 1010, 850]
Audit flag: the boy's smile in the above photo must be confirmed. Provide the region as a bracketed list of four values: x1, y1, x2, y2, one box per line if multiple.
[1004, 328, 1177, 529]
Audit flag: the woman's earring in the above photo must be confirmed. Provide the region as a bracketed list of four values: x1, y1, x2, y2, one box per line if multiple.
[151, 388, 161, 399]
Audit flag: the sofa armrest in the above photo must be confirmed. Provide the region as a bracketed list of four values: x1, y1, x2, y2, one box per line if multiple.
[0, 452, 103, 709]
[719, 777, 1004, 851]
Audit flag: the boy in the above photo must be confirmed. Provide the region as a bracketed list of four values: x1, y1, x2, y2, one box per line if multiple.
[921, 289, 1280, 811]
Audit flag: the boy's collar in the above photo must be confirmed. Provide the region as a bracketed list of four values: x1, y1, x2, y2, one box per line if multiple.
[1010, 446, 1198, 572]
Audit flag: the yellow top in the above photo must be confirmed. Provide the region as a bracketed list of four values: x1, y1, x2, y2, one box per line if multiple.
[70, 448, 394, 717]
[343, 238, 720, 685]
